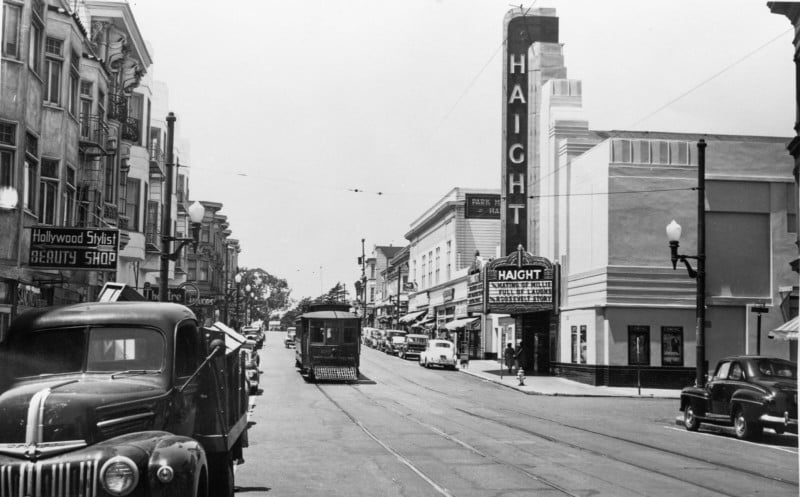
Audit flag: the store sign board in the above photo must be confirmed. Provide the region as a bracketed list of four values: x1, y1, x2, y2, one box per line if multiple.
[465, 194, 501, 219]
[28, 227, 119, 270]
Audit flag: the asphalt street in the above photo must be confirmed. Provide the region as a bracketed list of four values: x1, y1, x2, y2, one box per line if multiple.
[234, 332, 799, 497]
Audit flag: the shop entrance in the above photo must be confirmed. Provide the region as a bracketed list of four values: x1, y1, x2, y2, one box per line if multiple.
[519, 311, 552, 375]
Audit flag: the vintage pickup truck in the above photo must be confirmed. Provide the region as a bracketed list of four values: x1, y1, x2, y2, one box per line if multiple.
[0, 302, 249, 497]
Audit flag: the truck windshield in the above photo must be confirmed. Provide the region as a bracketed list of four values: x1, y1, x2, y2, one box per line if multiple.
[0, 326, 165, 379]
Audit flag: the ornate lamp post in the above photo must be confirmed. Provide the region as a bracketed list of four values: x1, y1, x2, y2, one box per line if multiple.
[234, 272, 243, 330]
[666, 139, 707, 387]
[245, 283, 252, 326]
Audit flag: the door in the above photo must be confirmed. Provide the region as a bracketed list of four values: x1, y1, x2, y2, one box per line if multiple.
[709, 360, 732, 415]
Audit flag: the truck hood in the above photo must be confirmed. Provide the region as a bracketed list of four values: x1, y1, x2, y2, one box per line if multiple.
[0, 375, 168, 451]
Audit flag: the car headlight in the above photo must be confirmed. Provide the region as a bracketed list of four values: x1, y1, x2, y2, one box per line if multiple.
[100, 456, 140, 496]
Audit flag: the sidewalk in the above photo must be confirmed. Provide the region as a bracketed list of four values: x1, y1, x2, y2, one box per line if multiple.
[460, 360, 681, 398]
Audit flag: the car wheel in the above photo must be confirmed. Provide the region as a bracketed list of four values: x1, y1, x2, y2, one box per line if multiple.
[683, 404, 700, 431]
[734, 408, 762, 440]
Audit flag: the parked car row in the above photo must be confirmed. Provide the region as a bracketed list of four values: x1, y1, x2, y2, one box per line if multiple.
[362, 327, 459, 371]
[240, 324, 265, 395]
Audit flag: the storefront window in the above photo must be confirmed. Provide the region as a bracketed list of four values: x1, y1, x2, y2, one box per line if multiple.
[570, 325, 578, 363]
[628, 325, 650, 365]
[579, 325, 587, 364]
[661, 326, 683, 366]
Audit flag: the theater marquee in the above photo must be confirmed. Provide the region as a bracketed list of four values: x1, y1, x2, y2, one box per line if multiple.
[484, 248, 556, 314]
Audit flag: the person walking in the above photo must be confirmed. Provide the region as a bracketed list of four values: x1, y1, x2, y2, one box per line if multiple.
[503, 343, 515, 374]
[514, 340, 524, 372]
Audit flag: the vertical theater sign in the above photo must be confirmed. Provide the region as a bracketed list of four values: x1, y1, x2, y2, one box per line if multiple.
[501, 10, 558, 255]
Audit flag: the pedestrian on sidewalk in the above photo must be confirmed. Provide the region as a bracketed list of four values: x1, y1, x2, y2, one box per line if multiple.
[503, 343, 515, 374]
[514, 341, 524, 372]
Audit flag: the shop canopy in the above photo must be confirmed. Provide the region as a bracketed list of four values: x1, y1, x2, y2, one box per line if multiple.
[399, 310, 427, 324]
[768, 316, 799, 341]
[444, 317, 478, 331]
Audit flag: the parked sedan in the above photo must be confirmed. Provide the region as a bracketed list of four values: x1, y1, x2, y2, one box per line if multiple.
[680, 355, 797, 440]
[242, 325, 264, 349]
[419, 339, 457, 370]
[399, 334, 428, 360]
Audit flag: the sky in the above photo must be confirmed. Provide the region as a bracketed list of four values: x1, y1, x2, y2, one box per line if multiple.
[127, 0, 795, 303]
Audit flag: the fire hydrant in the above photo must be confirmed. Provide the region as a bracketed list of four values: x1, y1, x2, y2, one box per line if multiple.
[517, 368, 526, 386]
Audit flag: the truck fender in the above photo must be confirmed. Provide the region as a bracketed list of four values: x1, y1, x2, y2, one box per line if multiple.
[146, 435, 208, 497]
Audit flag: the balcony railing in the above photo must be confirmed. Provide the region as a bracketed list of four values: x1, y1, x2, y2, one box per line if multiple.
[145, 224, 161, 252]
[79, 114, 109, 149]
[108, 92, 128, 122]
[103, 203, 118, 221]
[122, 117, 140, 143]
[149, 145, 165, 176]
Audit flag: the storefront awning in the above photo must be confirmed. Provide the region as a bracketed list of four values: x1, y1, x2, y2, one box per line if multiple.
[399, 310, 427, 324]
[768, 316, 799, 341]
[444, 317, 478, 331]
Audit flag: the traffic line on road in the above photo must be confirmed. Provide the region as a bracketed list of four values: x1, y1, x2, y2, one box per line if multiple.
[663, 426, 799, 454]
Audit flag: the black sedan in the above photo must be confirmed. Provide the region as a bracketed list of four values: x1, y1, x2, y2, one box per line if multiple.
[680, 355, 797, 440]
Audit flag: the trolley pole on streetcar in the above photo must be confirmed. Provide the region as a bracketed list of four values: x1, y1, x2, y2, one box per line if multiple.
[361, 238, 367, 328]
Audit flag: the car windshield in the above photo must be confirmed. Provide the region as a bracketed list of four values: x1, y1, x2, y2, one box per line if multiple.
[434, 342, 451, 348]
[0, 326, 165, 378]
[755, 359, 797, 379]
[408, 336, 427, 344]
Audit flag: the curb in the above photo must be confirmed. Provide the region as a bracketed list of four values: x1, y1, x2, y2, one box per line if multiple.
[459, 368, 680, 399]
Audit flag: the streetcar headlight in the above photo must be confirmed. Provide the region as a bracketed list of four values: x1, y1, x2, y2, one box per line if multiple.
[100, 456, 139, 496]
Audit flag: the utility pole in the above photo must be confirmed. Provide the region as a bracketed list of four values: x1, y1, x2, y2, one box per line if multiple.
[396, 264, 402, 329]
[361, 238, 367, 327]
[696, 139, 707, 387]
[159, 112, 176, 302]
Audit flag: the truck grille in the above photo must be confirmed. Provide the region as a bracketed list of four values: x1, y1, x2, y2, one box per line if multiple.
[0, 459, 99, 497]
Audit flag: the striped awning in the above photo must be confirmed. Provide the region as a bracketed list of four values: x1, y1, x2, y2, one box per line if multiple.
[444, 317, 478, 331]
[768, 316, 799, 341]
[399, 310, 427, 324]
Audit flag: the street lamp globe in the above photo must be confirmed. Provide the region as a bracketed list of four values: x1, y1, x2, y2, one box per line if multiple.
[0, 186, 19, 210]
[666, 220, 682, 242]
[187, 201, 205, 224]
[245, 284, 252, 292]
[234, 273, 242, 284]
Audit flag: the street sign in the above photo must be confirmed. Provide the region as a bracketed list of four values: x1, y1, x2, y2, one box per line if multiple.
[28, 227, 119, 270]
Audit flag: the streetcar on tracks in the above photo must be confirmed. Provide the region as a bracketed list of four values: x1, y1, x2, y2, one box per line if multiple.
[294, 302, 361, 381]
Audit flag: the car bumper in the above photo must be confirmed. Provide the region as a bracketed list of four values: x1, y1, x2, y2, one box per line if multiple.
[760, 412, 798, 431]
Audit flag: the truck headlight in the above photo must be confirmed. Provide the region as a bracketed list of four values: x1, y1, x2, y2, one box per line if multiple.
[100, 456, 140, 496]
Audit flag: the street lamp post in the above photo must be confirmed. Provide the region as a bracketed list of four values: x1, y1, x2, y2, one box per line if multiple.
[158, 112, 205, 302]
[234, 272, 242, 330]
[666, 139, 707, 387]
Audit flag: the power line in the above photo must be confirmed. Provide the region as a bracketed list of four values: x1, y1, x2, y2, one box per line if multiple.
[530, 26, 793, 195]
[528, 187, 696, 199]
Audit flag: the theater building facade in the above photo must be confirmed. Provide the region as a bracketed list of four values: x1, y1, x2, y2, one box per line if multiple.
[499, 7, 797, 387]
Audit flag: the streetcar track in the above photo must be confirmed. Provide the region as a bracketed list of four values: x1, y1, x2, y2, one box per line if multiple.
[455, 407, 797, 497]
[369, 351, 799, 485]
[315, 381, 585, 497]
[357, 350, 799, 494]
[487, 406, 800, 486]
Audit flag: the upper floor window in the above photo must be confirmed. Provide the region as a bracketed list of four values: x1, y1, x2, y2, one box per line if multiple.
[44, 38, 63, 105]
[63, 165, 76, 226]
[28, 21, 42, 75]
[39, 158, 59, 225]
[0, 121, 16, 189]
[2, 3, 21, 59]
[24, 132, 39, 213]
